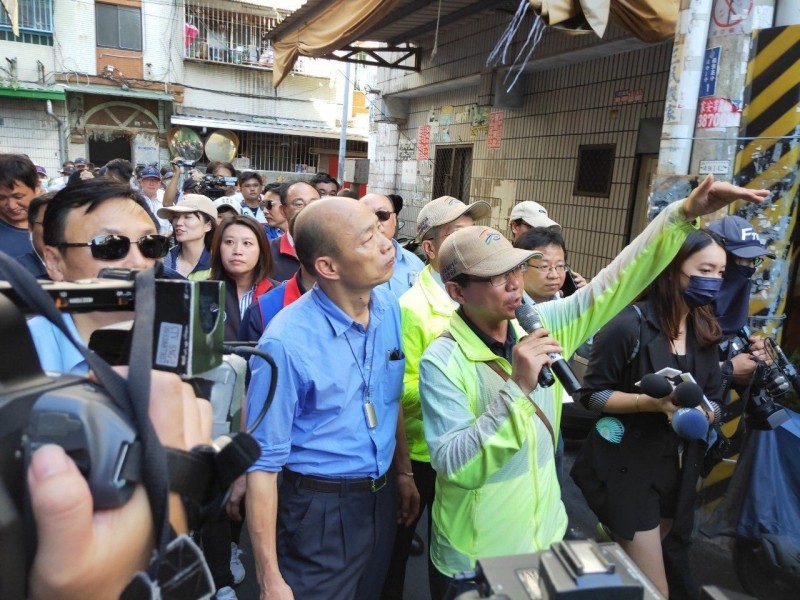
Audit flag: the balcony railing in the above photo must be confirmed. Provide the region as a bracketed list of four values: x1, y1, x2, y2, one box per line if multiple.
[183, 1, 331, 77]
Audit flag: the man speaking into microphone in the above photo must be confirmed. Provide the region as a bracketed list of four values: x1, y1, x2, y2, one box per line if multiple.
[417, 176, 769, 597]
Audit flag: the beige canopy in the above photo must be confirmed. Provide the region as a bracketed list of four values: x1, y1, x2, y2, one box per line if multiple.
[271, 0, 402, 87]
[1, 0, 19, 36]
[269, 0, 678, 86]
[531, 0, 678, 42]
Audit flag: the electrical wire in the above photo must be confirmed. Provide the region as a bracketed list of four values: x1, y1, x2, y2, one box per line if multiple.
[222, 343, 276, 435]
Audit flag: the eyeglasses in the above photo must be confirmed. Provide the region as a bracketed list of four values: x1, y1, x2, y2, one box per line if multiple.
[468, 263, 528, 287]
[375, 209, 394, 222]
[527, 262, 568, 274]
[56, 234, 170, 260]
[261, 200, 275, 210]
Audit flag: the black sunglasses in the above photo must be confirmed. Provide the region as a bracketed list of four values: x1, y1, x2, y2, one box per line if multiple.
[57, 234, 170, 260]
[375, 209, 394, 222]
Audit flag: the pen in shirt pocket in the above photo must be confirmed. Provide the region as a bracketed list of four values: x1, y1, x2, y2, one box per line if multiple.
[387, 348, 403, 361]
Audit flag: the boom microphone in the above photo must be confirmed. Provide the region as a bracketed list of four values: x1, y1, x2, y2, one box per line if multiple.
[639, 374, 673, 399]
[515, 302, 582, 395]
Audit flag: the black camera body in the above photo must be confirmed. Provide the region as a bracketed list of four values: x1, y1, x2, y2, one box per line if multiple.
[0, 271, 227, 600]
[198, 174, 238, 200]
[726, 327, 799, 429]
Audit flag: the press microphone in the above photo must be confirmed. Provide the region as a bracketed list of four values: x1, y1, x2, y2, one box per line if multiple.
[672, 408, 709, 440]
[673, 381, 703, 408]
[515, 301, 582, 395]
[639, 374, 673, 399]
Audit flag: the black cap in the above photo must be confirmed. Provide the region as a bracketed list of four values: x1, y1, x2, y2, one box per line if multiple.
[707, 216, 775, 259]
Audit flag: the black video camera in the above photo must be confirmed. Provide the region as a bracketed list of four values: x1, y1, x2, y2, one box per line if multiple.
[198, 174, 238, 200]
[0, 263, 256, 600]
[727, 326, 800, 429]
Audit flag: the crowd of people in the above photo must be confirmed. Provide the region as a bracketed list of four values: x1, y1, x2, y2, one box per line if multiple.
[0, 150, 775, 600]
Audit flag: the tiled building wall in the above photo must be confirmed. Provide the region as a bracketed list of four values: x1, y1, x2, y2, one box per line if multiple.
[370, 16, 672, 277]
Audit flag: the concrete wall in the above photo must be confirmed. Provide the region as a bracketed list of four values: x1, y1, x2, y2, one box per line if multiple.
[0, 97, 67, 174]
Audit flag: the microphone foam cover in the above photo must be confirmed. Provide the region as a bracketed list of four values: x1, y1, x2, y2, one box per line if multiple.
[640, 374, 673, 399]
[672, 407, 708, 441]
[673, 381, 703, 408]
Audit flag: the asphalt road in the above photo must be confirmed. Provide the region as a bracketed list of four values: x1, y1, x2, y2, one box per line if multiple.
[231, 440, 747, 599]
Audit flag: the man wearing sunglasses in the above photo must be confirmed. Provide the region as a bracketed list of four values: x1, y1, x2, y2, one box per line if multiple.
[269, 181, 320, 281]
[28, 179, 169, 374]
[360, 193, 423, 298]
[261, 182, 286, 240]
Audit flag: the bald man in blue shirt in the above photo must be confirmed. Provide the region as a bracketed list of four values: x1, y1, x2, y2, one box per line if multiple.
[242, 197, 419, 600]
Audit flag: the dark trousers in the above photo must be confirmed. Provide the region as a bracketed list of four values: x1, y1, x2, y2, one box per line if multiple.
[380, 459, 437, 600]
[278, 471, 398, 600]
[429, 567, 480, 600]
[201, 515, 233, 589]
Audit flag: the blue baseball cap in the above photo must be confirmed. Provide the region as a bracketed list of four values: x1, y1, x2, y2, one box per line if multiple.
[140, 166, 161, 180]
[707, 216, 775, 259]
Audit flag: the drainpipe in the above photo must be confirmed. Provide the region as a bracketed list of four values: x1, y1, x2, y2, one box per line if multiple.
[337, 62, 351, 186]
[46, 99, 66, 165]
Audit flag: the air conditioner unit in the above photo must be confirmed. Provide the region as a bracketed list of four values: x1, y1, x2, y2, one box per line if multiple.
[372, 96, 409, 123]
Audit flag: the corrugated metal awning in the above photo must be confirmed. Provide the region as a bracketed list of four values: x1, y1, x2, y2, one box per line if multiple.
[171, 113, 367, 142]
[63, 83, 174, 102]
[0, 84, 65, 100]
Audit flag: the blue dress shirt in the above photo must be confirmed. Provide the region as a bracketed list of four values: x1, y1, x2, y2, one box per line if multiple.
[247, 285, 405, 478]
[263, 224, 283, 240]
[382, 239, 424, 298]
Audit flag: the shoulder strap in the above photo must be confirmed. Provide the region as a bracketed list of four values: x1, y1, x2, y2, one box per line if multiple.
[627, 304, 644, 365]
[436, 330, 555, 448]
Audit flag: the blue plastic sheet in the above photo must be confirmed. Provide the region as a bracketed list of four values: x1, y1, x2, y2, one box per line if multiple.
[735, 409, 800, 547]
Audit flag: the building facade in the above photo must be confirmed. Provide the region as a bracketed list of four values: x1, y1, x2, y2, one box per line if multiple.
[0, 0, 368, 180]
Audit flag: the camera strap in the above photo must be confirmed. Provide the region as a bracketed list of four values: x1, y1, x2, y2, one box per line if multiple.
[0, 253, 172, 576]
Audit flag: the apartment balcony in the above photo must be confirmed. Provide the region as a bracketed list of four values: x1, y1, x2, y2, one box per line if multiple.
[184, 1, 330, 78]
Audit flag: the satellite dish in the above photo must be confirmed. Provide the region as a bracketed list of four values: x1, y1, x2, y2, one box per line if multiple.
[166, 126, 204, 161]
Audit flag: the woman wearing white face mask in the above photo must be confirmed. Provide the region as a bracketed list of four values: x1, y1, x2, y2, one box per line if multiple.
[158, 194, 217, 279]
[571, 229, 727, 599]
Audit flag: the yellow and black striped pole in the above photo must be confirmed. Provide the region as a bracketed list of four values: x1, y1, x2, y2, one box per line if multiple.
[732, 24, 800, 340]
[699, 25, 800, 510]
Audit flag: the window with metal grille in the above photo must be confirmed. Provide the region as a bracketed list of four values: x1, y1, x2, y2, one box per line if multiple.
[573, 144, 615, 197]
[236, 131, 367, 174]
[0, 0, 53, 45]
[433, 145, 473, 202]
[95, 3, 142, 51]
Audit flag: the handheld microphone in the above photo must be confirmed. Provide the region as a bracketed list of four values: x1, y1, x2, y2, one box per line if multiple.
[673, 381, 703, 408]
[672, 408, 709, 440]
[639, 374, 673, 399]
[515, 302, 582, 395]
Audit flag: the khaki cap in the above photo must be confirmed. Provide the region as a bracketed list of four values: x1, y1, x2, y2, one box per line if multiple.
[509, 200, 560, 230]
[157, 194, 217, 222]
[416, 196, 491, 242]
[439, 226, 542, 282]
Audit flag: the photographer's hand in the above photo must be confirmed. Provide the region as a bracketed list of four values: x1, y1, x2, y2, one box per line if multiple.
[27, 369, 212, 600]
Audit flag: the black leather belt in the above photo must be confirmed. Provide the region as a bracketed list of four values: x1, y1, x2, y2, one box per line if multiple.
[284, 468, 389, 493]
